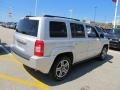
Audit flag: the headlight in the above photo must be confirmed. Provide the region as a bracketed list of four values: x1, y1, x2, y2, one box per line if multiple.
[118, 39, 120, 42]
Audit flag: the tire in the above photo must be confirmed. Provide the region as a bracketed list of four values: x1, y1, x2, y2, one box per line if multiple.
[99, 47, 108, 60]
[49, 56, 72, 81]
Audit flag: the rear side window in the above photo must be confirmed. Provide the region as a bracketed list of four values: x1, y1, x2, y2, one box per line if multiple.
[16, 19, 39, 37]
[50, 21, 67, 38]
[70, 23, 85, 38]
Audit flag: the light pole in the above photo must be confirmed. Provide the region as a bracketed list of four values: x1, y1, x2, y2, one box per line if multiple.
[69, 9, 73, 18]
[34, 0, 38, 16]
[94, 6, 97, 22]
[8, 7, 13, 22]
[113, 0, 119, 29]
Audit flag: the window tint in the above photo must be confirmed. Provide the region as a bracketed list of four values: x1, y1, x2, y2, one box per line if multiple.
[16, 19, 39, 37]
[86, 25, 98, 38]
[114, 29, 120, 35]
[70, 23, 85, 38]
[50, 21, 67, 38]
[95, 27, 104, 38]
[95, 27, 104, 34]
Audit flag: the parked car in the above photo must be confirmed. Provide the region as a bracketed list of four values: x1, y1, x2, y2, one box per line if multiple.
[108, 29, 120, 50]
[103, 29, 112, 34]
[101, 29, 112, 40]
[0, 22, 3, 26]
[1, 22, 16, 29]
[2, 22, 7, 27]
[11, 15, 109, 80]
[5, 22, 16, 29]
[9, 22, 16, 29]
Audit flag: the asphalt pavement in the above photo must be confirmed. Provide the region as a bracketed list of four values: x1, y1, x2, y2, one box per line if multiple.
[0, 26, 120, 90]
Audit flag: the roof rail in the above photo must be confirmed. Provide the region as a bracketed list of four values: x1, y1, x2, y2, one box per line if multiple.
[44, 15, 80, 21]
[25, 15, 35, 17]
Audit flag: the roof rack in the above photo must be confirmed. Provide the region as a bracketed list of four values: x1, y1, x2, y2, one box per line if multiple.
[25, 15, 35, 17]
[44, 15, 80, 21]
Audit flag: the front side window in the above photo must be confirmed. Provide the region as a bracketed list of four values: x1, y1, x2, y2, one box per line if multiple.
[50, 21, 67, 38]
[95, 27, 104, 34]
[95, 26, 104, 38]
[70, 23, 85, 38]
[86, 25, 99, 38]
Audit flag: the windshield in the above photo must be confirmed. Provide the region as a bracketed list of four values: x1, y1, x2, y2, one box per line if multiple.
[109, 29, 120, 36]
[16, 19, 39, 37]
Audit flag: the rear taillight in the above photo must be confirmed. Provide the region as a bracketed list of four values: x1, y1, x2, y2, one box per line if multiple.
[34, 40, 44, 57]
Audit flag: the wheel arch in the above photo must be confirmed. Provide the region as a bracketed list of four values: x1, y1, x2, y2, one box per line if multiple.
[49, 52, 73, 73]
[103, 44, 109, 50]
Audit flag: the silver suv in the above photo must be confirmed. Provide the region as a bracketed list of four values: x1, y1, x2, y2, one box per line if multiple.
[11, 15, 109, 80]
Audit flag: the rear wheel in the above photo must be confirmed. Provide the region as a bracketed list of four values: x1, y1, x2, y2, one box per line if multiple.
[99, 47, 108, 60]
[50, 56, 72, 81]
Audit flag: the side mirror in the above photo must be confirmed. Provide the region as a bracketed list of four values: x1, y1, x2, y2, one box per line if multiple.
[100, 33, 104, 38]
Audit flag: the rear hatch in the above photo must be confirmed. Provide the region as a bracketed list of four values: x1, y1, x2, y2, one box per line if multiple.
[12, 18, 39, 59]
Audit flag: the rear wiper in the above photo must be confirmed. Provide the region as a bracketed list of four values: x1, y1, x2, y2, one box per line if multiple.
[16, 30, 28, 35]
[21, 31, 27, 34]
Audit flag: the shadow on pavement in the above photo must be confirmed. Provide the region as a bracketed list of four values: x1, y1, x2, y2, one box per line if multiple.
[0, 42, 11, 55]
[24, 54, 113, 86]
[110, 48, 120, 52]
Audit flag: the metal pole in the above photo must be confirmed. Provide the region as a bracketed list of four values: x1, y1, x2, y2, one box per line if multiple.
[94, 6, 97, 22]
[8, 7, 13, 22]
[34, 0, 38, 16]
[69, 9, 73, 18]
[113, 0, 119, 29]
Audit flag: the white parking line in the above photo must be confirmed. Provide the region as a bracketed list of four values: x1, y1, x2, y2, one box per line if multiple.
[0, 45, 49, 90]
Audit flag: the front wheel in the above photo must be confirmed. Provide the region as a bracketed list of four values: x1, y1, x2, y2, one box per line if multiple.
[99, 47, 108, 60]
[49, 56, 72, 81]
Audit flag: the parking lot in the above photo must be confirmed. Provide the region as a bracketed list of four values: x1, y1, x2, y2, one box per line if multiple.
[0, 26, 120, 90]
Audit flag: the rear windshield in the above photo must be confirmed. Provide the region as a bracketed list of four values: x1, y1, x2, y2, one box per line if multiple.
[16, 19, 39, 37]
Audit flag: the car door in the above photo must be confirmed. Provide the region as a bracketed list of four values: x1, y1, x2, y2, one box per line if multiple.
[70, 23, 89, 63]
[86, 25, 101, 58]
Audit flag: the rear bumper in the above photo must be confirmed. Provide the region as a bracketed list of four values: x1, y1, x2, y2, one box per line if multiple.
[12, 51, 55, 74]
